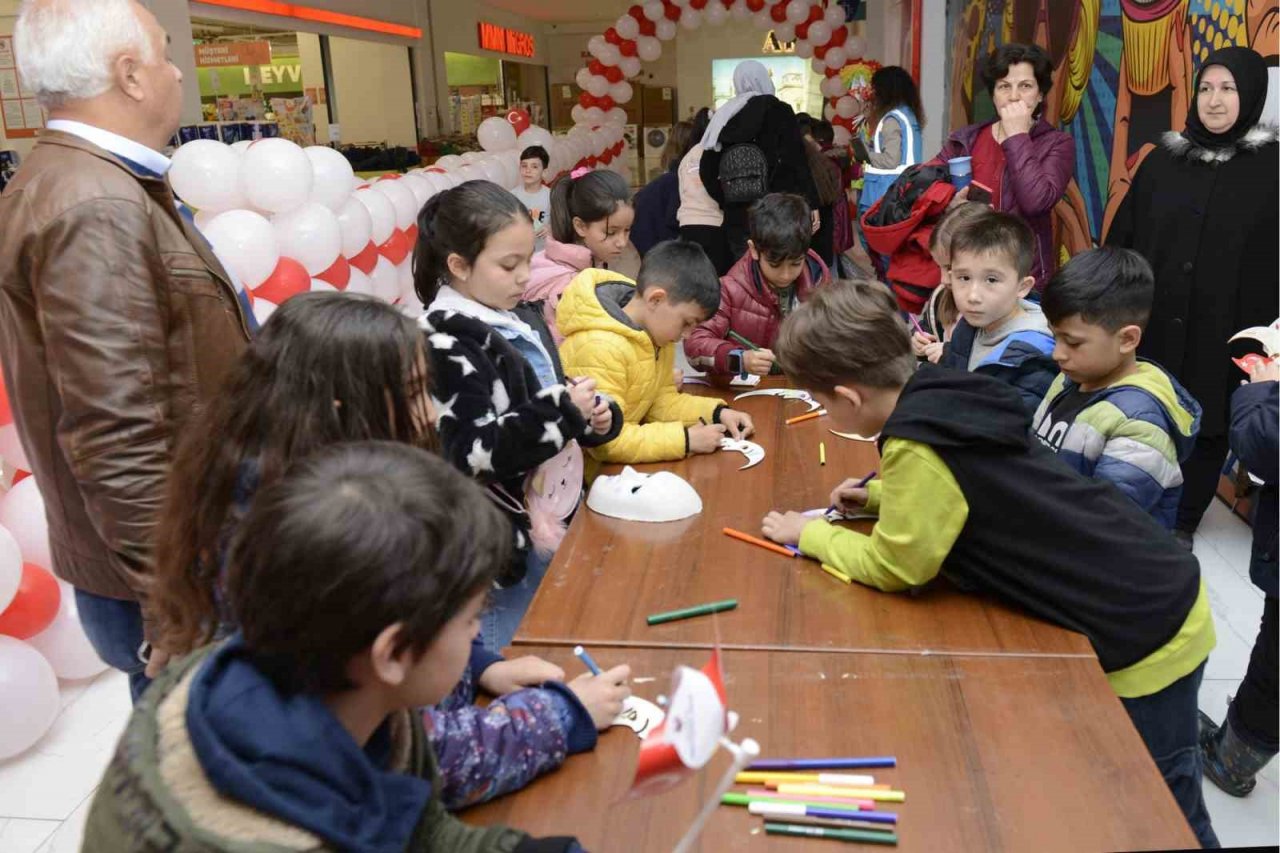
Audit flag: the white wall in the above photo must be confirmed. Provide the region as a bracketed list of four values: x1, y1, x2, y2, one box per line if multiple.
[919, 0, 946, 155]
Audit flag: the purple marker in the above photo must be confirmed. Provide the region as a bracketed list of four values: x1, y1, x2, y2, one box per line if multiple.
[748, 756, 897, 771]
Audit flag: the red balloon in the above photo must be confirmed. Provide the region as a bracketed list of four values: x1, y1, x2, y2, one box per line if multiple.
[629, 4, 645, 20]
[824, 65, 840, 77]
[598, 95, 615, 111]
[505, 108, 531, 135]
[579, 91, 595, 109]
[815, 44, 829, 59]
[807, 3, 823, 22]
[605, 27, 622, 45]
[315, 254, 351, 289]
[612, 140, 625, 155]
[638, 17, 656, 36]
[0, 563, 60, 639]
[664, 1, 681, 19]
[619, 39, 637, 57]
[796, 21, 810, 39]
[600, 149, 614, 165]
[827, 26, 847, 47]
[253, 257, 310, 305]
[690, 0, 708, 8]
[587, 155, 598, 167]
[378, 229, 410, 266]
[404, 224, 419, 246]
[350, 242, 380, 275]
[746, 0, 765, 10]
[770, 2, 788, 22]
[589, 59, 605, 76]
[604, 65, 624, 83]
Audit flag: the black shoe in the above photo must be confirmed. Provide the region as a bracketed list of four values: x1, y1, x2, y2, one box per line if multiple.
[1174, 529, 1195, 550]
[1199, 711, 1275, 797]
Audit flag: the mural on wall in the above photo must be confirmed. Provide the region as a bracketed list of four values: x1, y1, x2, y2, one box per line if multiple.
[947, 0, 1278, 261]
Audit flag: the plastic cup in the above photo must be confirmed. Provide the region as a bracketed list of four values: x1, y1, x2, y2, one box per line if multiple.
[947, 156, 973, 191]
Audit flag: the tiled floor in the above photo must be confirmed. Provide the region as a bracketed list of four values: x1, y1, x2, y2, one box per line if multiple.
[0, 501, 1275, 852]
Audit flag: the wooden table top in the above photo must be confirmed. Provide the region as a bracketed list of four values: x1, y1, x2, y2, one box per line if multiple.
[463, 645, 1196, 852]
[515, 386, 1094, 658]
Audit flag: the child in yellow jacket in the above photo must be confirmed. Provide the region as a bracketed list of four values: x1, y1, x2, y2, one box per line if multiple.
[558, 240, 754, 472]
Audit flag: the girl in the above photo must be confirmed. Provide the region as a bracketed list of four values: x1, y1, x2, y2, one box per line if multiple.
[525, 168, 633, 342]
[417, 180, 623, 650]
[855, 66, 926, 217]
[631, 119, 696, 255]
[149, 292, 628, 810]
[912, 202, 990, 362]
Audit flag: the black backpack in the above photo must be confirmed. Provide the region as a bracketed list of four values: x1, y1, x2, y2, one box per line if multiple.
[718, 143, 770, 205]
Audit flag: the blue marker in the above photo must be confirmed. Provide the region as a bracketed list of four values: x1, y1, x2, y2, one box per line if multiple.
[573, 645, 602, 676]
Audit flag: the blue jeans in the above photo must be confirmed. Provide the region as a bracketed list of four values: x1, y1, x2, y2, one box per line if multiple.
[75, 589, 151, 703]
[1121, 661, 1219, 848]
[481, 549, 550, 652]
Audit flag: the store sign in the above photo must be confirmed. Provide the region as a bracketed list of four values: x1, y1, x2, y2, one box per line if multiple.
[762, 31, 796, 54]
[196, 40, 272, 67]
[477, 21, 535, 58]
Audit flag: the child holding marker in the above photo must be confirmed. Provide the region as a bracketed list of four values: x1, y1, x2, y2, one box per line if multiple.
[525, 169, 634, 343]
[912, 202, 990, 362]
[759, 281, 1218, 847]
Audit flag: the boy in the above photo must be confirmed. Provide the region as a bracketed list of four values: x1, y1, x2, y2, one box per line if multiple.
[84, 443, 583, 853]
[559, 240, 754, 472]
[1035, 247, 1201, 530]
[513, 145, 551, 251]
[939, 211, 1058, 412]
[685, 193, 829, 376]
[760, 281, 1218, 848]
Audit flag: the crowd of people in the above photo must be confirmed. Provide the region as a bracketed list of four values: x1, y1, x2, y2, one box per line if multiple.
[0, 0, 1275, 850]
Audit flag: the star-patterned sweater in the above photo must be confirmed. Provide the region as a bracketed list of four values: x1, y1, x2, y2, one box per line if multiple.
[422, 300, 622, 586]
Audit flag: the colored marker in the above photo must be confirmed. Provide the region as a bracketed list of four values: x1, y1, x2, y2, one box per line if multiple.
[856, 470, 879, 488]
[822, 563, 853, 584]
[723, 527, 797, 559]
[745, 789, 876, 810]
[769, 781, 892, 792]
[764, 821, 899, 845]
[777, 783, 905, 802]
[647, 598, 738, 625]
[738, 772, 875, 786]
[721, 793, 889, 817]
[909, 312, 926, 335]
[766, 814, 899, 833]
[573, 645, 602, 676]
[750, 802, 898, 826]
[819, 441, 827, 466]
[750, 757, 897, 771]
[727, 330, 760, 351]
[785, 409, 827, 425]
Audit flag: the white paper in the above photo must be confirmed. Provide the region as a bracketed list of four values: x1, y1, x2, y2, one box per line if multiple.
[0, 70, 18, 100]
[611, 695, 665, 738]
[729, 373, 762, 387]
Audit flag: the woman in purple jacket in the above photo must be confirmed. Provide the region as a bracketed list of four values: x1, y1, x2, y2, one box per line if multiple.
[929, 43, 1075, 292]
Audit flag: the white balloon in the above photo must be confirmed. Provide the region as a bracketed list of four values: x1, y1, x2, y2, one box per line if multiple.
[753, 9, 772, 27]
[774, 22, 795, 41]
[193, 209, 219, 232]
[272, 202, 342, 275]
[478, 156, 505, 185]
[824, 4, 845, 27]
[597, 44, 621, 66]
[571, 105, 589, 125]
[584, 106, 606, 126]
[605, 108, 628, 126]
[616, 14, 640, 40]
[399, 172, 436, 209]
[310, 278, 338, 292]
[587, 74, 610, 98]
[239, 138, 314, 215]
[336, 195, 373, 257]
[455, 164, 485, 183]
[460, 151, 485, 164]
[643, 0, 665, 20]
[0, 423, 28, 471]
[785, 0, 808, 23]
[371, 178, 419, 231]
[0, 525, 22, 614]
[0, 477, 49, 573]
[518, 126, 555, 153]
[795, 38, 814, 58]
[833, 125, 852, 146]
[680, 7, 702, 27]
[621, 56, 642, 77]
[847, 34, 866, 57]
[434, 154, 464, 171]
[230, 140, 253, 155]
[26, 580, 108, 680]
[369, 256, 401, 303]
[303, 146, 355, 212]
[588, 35, 607, 58]
[731, 2, 752, 19]
[824, 102, 837, 120]
[168, 140, 244, 213]
[575, 67, 593, 91]
[637, 36, 662, 62]
[821, 74, 846, 98]
[836, 95, 858, 118]
[202, 209, 280, 288]
[477, 115, 518, 152]
[345, 267, 373, 295]
[705, 3, 727, 25]
[656, 18, 678, 39]
[0, 636, 59, 759]
[252, 297, 278, 326]
[609, 81, 634, 103]
[812, 57, 827, 74]
[808, 20, 831, 45]
[354, 187, 397, 245]
[825, 45, 848, 70]
[398, 261, 422, 314]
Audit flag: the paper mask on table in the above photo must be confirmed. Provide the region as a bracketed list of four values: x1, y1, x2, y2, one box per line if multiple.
[612, 695, 665, 738]
[586, 467, 702, 522]
[719, 437, 765, 470]
[733, 388, 821, 412]
[828, 429, 880, 442]
[1229, 320, 1280, 372]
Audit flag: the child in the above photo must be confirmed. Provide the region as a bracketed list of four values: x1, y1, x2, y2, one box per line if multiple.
[937, 211, 1058, 411]
[913, 202, 990, 362]
[759, 281, 1218, 848]
[512, 145, 551, 252]
[1034, 248, 1201, 530]
[86, 442, 587, 852]
[148, 292, 629, 810]
[525, 168, 634, 343]
[684, 193, 830, 377]
[558, 240, 755, 471]
[418, 180, 623, 650]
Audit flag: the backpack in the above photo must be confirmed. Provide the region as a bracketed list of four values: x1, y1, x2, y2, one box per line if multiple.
[718, 142, 770, 205]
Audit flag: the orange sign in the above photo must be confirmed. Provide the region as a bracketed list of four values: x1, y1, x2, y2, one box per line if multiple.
[196, 40, 272, 67]
[477, 21, 535, 58]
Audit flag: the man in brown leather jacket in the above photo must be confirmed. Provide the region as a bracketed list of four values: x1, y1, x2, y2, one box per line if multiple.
[0, 0, 253, 700]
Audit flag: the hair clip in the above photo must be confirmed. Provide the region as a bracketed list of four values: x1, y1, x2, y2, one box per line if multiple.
[570, 166, 593, 179]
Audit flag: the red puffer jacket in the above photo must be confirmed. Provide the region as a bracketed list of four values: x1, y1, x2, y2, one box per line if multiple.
[684, 249, 829, 373]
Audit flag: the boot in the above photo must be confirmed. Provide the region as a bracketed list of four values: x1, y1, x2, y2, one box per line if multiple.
[1199, 710, 1276, 797]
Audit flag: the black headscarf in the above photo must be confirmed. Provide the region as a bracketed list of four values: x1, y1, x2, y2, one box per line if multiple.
[1183, 46, 1270, 150]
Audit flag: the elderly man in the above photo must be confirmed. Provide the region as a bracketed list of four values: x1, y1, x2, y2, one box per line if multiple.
[0, 0, 253, 700]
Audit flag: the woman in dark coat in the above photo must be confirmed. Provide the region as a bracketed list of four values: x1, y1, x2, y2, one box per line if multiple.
[1107, 46, 1279, 542]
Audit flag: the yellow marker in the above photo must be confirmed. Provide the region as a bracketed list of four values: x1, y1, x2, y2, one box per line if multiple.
[736, 772, 821, 785]
[777, 783, 905, 803]
[819, 441, 826, 466]
[821, 564, 852, 584]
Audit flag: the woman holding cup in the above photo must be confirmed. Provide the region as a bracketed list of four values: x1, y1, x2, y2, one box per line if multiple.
[929, 43, 1074, 292]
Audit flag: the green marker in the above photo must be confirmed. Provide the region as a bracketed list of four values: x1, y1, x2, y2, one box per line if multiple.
[727, 330, 759, 351]
[765, 822, 899, 845]
[646, 598, 738, 625]
[721, 793, 863, 813]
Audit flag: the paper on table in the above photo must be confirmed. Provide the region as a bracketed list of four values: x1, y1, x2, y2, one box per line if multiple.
[801, 506, 878, 521]
[828, 429, 879, 442]
[612, 695, 665, 738]
[730, 373, 762, 387]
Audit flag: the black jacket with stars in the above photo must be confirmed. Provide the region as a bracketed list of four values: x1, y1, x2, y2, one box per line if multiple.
[422, 302, 623, 586]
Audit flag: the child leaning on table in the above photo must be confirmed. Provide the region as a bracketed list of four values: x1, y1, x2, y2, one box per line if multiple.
[758, 280, 1219, 848]
[85, 442, 585, 853]
[558, 239, 755, 474]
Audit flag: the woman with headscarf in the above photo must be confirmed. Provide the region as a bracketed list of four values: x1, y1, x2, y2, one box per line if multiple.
[698, 60, 819, 263]
[1108, 46, 1279, 546]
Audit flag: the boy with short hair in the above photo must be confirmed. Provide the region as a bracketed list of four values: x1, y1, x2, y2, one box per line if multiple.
[760, 281, 1218, 848]
[685, 193, 829, 376]
[84, 443, 582, 853]
[513, 145, 551, 251]
[559, 240, 755, 470]
[939, 211, 1058, 412]
[1035, 247, 1201, 530]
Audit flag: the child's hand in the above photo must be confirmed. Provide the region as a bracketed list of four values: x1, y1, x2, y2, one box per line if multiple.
[688, 422, 728, 454]
[923, 341, 944, 363]
[743, 349, 776, 376]
[762, 510, 811, 546]
[568, 664, 632, 729]
[1249, 359, 1280, 384]
[718, 408, 755, 439]
[672, 367, 683, 387]
[568, 377, 598, 419]
[911, 331, 937, 357]
[478, 656, 566, 695]
[590, 397, 613, 434]
[830, 478, 871, 513]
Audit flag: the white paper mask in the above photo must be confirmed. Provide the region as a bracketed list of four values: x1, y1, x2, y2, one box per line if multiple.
[587, 467, 703, 522]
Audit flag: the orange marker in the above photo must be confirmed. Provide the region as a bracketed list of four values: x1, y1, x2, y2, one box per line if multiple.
[785, 409, 827, 426]
[723, 527, 797, 559]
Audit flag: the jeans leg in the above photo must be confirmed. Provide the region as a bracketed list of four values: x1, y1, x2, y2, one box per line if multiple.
[481, 549, 552, 652]
[1122, 662, 1219, 848]
[73, 589, 151, 703]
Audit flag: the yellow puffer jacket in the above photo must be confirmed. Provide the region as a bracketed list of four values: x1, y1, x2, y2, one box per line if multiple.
[558, 269, 721, 469]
